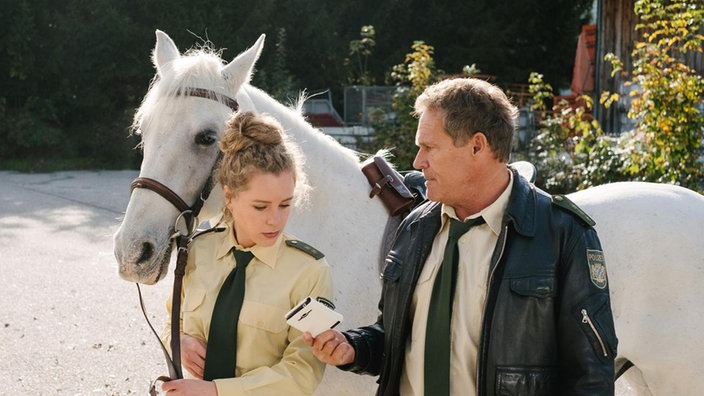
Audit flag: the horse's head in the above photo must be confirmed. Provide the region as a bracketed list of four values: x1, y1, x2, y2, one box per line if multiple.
[113, 30, 265, 284]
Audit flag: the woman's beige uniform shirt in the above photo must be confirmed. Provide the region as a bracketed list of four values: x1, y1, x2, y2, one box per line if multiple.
[163, 221, 333, 395]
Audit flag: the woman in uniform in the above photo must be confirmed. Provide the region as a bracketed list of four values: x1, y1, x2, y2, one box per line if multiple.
[162, 111, 332, 395]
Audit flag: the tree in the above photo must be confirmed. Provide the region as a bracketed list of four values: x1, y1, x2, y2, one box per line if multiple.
[601, 0, 704, 192]
[364, 41, 437, 169]
[0, 0, 600, 171]
[255, 28, 301, 103]
[366, 41, 479, 169]
[346, 25, 376, 85]
[362, 0, 592, 89]
[525, 0, 704, 194]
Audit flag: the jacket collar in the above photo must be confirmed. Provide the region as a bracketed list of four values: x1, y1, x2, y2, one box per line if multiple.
[504, 166, 538, 237]
[440, 170, 511, 237]
[414, 166, 538, 238]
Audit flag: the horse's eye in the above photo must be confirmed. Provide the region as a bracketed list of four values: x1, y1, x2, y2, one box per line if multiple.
[195, 129, 217, 146]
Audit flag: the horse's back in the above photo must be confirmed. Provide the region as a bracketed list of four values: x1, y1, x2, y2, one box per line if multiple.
[570, 182, 704, 395]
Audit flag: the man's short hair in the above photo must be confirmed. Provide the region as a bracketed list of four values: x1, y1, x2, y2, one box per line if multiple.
[414, 77, 518, 162]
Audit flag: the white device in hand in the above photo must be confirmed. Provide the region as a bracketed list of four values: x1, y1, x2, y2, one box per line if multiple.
[285, 296, 343, 337]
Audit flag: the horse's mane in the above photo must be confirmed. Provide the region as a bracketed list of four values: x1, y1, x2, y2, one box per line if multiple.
[241, 84, 365, 165]
[248, 85, 399, 174]
[131, 40, 387, 169]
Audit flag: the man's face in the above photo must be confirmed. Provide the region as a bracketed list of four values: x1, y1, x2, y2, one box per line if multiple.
[412, 108, 475, 205]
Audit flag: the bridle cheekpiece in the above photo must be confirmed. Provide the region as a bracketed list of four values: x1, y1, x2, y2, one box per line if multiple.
[130, 87, 239, 390]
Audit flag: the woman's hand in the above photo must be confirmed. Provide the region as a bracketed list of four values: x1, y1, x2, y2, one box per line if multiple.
[303, 329, 355, 366]
[180, 333, 207, 379]
[161, 378, 216, 395]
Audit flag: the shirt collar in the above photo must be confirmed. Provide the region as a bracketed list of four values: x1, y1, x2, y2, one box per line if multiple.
[441, 170, 513, 236]
[216, 221, 283, 269]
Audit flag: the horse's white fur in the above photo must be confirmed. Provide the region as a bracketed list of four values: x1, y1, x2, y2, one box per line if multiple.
[114, 31, 704, 395]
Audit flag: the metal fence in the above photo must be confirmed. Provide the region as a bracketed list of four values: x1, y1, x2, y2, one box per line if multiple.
[343, 86, 396, 126]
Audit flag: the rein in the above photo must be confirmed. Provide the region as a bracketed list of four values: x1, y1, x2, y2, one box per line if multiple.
[131, 87, 238, 392]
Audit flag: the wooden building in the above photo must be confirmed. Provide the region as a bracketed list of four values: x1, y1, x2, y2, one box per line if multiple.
[589, 0, 703, 133]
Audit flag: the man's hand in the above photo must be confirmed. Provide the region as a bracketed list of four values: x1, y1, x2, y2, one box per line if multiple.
[303, 329, 355, 366]
[180, 333, 207, 379]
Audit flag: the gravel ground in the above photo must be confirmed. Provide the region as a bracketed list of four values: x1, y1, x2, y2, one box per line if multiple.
[0, 171, 173, 395]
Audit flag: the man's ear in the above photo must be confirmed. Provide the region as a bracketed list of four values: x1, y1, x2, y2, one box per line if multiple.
[470, 132, 488, 155]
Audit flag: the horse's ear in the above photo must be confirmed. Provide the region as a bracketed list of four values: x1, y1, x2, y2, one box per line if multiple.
[222, 34, 266, 88]
[153, 30, 181, 74]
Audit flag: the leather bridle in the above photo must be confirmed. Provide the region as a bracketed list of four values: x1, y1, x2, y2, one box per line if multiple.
[130, 87, 239, 391]
[130, 87, 238, 230]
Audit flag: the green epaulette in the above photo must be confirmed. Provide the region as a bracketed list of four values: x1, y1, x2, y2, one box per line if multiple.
[551, 194, 596, 227]
[286, 239, 325, 260]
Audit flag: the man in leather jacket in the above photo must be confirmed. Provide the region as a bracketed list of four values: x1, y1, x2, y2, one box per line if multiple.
[305, 77, 617, 395]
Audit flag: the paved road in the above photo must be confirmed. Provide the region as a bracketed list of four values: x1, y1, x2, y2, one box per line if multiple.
[0, 171, 174, 395]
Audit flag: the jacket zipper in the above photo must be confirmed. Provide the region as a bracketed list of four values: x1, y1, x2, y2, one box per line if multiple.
[476, 224, 509, 395]
[581, 309, 608, 357]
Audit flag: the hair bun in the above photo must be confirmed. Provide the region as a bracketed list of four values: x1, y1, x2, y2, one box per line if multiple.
[220, 111, 283, 154]
[216, 110, 310, 216]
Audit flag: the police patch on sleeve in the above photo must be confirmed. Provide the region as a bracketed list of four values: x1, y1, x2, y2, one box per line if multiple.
[586, 249, 607, 289]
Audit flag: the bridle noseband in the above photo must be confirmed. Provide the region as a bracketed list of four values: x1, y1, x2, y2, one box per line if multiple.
[130, 87, 239, 391]
[131, 177, 191, 215]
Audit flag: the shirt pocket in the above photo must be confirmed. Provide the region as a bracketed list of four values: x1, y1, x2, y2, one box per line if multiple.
[183, 287, 207, 312]
[181, 287, 208, 337]
[495, 366, 557, 396]
[239, 300, 289, 334]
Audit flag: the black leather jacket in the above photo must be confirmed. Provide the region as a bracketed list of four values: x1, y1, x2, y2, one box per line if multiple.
[341, 169, 617, 395]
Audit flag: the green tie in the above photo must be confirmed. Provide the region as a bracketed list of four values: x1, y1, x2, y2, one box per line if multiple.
[424, 216, 484, 396]
[203, 249, 254, 381]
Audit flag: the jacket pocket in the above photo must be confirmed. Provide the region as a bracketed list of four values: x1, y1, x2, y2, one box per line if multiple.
[239, 301, 289, 334]
[495, 366, 557, 396]
[574, 293, 618, 359]
[509, 276, 556, 298]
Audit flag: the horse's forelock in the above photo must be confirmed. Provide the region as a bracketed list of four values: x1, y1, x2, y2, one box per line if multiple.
[132, 49, 233, 139]
[158, 52, 228, 96]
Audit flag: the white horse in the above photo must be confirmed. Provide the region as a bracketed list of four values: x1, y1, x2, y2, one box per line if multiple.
[113, 31, 704, 395]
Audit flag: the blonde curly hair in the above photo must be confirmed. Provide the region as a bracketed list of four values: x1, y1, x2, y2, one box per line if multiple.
[216, 111, 310, 220]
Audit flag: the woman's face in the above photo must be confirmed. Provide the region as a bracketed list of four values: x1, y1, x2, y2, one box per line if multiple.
[224, 170, 295, 248]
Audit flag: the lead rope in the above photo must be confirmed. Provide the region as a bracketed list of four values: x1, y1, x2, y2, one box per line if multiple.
[137, 234, 189, 395]
[133, 172, 218, 394]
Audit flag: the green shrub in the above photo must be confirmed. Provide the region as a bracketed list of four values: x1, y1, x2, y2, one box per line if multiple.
[601, 0, 704, 192]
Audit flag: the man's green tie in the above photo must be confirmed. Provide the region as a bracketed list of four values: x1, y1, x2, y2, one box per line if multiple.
[203, 249, 254, 381]
[424, 216, 484, 395]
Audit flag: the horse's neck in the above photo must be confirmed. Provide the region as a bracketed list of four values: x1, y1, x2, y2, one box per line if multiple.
[239, 85, 362, 180]
[236, 85, 388, 245]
